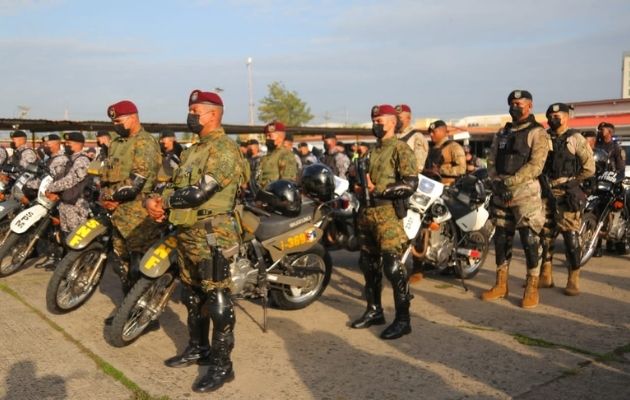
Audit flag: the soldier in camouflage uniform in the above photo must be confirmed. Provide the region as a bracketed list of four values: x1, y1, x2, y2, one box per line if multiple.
[45, 132, 91, 235]
[26, 134, 69, 195]
[321, 132, 351, 179]
[396, 104, 429, 172]
[255, 121, 298, 189]
[482, 90, 550, 309]
[0, 130, 38, 189]
[351, 104, 418, 340]
[146, 90, 245, 393]
[424, 120, 466, 185]
[100, 100, 163, 294]
[539, 103, 594, 296]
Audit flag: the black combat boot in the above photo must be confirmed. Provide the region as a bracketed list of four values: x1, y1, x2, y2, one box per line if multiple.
[351, 253, 385, 329]
[380, 253, 412, 340]
[193, 289, 235, 392]
[165, 286, 211, 368]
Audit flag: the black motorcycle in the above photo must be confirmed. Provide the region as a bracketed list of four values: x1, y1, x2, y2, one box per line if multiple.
[580, 170, 630, 265]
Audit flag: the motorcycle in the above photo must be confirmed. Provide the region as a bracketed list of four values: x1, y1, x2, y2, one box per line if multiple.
[321, 176, 361, 251]
[401, 172, 493, 280]
[579, 170, 630, 265]
[0, 171, 62, 277]
[45, 205, 113, 313]
[104, 185, 339, 347]
[0, 165, 43, 247]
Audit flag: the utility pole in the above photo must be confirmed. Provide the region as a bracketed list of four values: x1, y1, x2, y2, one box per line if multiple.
[246, 57, 254, 126]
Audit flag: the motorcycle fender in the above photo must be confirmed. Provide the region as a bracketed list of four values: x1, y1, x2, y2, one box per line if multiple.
[10, 203, 48, 234]
[66, 218, 108, 250]
[140, 235, 178, 278]
[0, 199, 20, 220]
[263, 225, 323, 262]
[455, 206, 489, 232]
[403, 209, 422, 240]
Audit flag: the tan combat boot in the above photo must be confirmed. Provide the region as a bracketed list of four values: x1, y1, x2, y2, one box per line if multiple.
[564, 269, 580, 296]
[481, 265, 509, 301]
[538, 262, 554, 288]
[521, 275, 540, 309]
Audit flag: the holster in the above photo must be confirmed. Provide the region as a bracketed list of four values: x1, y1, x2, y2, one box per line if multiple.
[393, 198, 408, 219]
[564, 181, 586, 212]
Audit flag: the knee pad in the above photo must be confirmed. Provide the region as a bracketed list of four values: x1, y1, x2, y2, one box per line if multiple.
[207, 289, 235, 333]
[359, 252, 379, 275]
[562, 231, 581, 269]
[518, 227, 540, 269]
[181, 285, 204, 313]
[494, 227, 514, 265]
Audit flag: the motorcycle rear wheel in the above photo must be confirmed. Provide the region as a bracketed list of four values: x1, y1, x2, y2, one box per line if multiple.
[455, 229, 489, 279]
[270, 244, 332, 310]
[46, 242, 106, 314]
[579, 212, 600, 266]
[105, 272, 176, 347]
[0, 230, 36, 277]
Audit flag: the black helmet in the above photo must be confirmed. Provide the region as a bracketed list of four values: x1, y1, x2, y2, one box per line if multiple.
[301, 163, 335, 202]
[256, 180, 302, 217]
[593, 148, 611, 175]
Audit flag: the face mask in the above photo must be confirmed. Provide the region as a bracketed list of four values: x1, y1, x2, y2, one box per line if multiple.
[159, 143, 167, 154]
[65, 145, 75, 156]
[113, 124, 130, 138]
[509, 105, 524, 121]
[9, 142, 16, 150]
[265, 139, 276, 152]
[548, 117, 562, 131]
[246, 149, 253, 157]
[43, 147, 52, 157]
[187, 113, 203, 134]
[372, 123, 385, 139]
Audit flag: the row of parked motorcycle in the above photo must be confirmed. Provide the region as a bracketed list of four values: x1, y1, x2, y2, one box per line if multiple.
[0, 159, 627, 348]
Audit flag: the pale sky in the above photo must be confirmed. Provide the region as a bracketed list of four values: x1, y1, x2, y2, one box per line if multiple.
[1, 0, 629, 125]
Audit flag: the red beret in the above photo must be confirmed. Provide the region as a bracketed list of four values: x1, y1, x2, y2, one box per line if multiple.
[189, 89, 224, 107]
[371, 104, 397, 118]
[395, 104, 411, 113]
[107, 100, 138, 119]
[264, 121, 286, 134]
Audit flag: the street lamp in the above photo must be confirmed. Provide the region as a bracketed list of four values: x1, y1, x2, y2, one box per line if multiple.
[246, 57, 254, 126]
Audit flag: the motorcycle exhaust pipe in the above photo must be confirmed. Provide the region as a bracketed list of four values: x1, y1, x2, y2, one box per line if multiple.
[456, 248, 482, 258]
[410, 228, 431, 259]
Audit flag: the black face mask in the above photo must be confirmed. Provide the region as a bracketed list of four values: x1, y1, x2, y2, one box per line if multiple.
[265, 139, 276, 152]
[9, 142, 16, 150]
[159, 143, 167, 154]
[372, 123, 385, 139]
[548, 117, 562, 131]
[113, 124, 130, 138]
[65, 145, 75, 156]
[246, 149, 253, 157]
[187, 113, 203, 134]
[43, 147, 53, 157]
[509, 105, 524, 121]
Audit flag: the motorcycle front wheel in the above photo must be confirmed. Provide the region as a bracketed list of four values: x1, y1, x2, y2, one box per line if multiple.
[46, 242, 106, 314]
[105, 272, 176, 347]
[0, 230, 37, 277]
[579, 211, 600, 266]
[269, 243, 332, 310]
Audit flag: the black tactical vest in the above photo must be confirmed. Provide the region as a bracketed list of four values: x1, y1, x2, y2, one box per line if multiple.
[545, 129, 580, 179]
[495, 118, 541, 176]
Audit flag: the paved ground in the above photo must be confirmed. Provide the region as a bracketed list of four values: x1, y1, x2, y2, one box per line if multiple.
[1, 243, 630, 400]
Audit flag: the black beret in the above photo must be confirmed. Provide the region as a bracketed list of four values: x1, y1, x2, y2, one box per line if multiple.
[42, 134, 61, 142]
[597, 122, 615, 131]
[428, 120, 447, 132]
[582, 131, 596, 138]
[359, 142, 369, 147]
[96, 130, 111, 138]
[546, 103, 571, 116]
[160, 129, 175, 139]
[86, 147, 97, 153]
[64, 132, 85, 143]
[247, 139, 259, 146]
[298, 142, 309, 147]
[10, 130, 27, 138]
[507, 90, 533, 104]
[322, 132, 337, 140]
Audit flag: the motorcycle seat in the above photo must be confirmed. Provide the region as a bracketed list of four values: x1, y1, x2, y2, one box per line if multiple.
[255, 203, 316, 242]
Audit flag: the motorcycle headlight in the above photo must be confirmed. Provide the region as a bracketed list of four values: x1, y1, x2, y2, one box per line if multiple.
[430, 203, 448, 218]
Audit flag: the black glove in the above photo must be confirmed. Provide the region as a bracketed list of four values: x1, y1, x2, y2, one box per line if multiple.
[492, 180, 512, 203]
[380, 177, 418, 200]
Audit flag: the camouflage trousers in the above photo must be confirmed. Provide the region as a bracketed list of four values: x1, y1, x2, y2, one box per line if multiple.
[176, 214, 240, 290]
[111, 199, 163, 260]
[58, 198, 89, 234]
[491, 179, 545, 233]
[357, 204, 408, 256]
[541, 189, 582, 264]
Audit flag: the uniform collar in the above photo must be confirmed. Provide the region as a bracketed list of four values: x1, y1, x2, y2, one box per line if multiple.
[199, 127, 226, 143]
[378, 136, 397, 147]
[434, 137, 449, 147]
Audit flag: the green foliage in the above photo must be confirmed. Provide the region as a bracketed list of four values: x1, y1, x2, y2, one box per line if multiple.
[258, 81, 314, 126]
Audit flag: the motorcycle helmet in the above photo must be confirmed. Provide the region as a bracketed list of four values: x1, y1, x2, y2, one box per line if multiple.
[300, 163, 335, 202]
[593, 148, 611, 176]
[255, 179, 302, 217]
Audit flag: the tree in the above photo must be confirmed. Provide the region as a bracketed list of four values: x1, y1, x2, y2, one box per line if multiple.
[257, 81, 314, 126]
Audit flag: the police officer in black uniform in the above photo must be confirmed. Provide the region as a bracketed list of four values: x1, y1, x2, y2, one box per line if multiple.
[596, 122, 625, 177]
